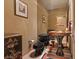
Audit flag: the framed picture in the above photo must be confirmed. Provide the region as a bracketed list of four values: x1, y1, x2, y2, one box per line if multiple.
[15, 0, 28, 18]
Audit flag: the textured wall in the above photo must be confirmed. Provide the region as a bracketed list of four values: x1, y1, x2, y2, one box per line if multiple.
[4, 0, 37, 56]
[37, 2, 48, 35]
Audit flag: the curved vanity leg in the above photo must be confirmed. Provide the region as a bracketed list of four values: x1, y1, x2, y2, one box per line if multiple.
[56, 36, 64, 56]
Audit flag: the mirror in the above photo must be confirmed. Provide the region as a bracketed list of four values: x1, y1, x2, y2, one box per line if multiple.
[37, 0, 69, 31]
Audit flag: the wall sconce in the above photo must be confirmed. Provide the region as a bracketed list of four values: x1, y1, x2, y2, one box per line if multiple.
[41, 15, 46, 23]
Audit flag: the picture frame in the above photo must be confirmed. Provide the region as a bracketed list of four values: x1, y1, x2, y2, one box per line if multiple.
[15, 0, 28, 18]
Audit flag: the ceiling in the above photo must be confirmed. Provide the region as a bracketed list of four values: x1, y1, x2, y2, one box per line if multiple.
[39, 0, 68, 10]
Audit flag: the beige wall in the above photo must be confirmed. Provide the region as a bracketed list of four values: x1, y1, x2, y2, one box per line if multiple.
[69, 0, 75, 59]
[48, 8, 67, 31]
[4, 0, 37, 56]
[37, 2, 48, 35]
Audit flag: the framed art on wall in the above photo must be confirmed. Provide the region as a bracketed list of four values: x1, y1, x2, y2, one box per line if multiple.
[15, 0, 28, 18]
